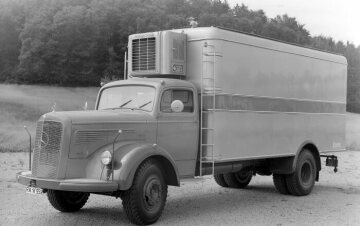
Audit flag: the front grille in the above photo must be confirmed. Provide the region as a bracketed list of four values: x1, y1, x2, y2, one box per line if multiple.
[132, 37, 156, 71]
[32, 121, 63, 178]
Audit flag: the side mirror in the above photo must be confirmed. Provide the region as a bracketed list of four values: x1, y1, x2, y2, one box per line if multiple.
[170, 100, 184, 113]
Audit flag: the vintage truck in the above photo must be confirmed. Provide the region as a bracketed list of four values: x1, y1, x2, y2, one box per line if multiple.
[17, 27, 347, 225]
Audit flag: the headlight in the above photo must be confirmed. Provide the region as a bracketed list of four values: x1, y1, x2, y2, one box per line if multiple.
[101, 150, 112, 165]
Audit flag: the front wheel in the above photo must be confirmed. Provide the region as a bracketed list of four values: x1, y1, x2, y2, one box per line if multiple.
[122, 159, 168, 225]
[47, 190, 89, 212]
[286, 149, 316, 196]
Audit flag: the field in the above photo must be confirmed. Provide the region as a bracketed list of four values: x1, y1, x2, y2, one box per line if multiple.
[0, 84, 99, 151]
[0, 84, 359, 152]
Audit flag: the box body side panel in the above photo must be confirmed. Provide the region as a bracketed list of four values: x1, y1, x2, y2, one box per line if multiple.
[202, 112, 345, 161]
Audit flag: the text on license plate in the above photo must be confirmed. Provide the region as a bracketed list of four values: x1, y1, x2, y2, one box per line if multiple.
[26, 186, 42, 195]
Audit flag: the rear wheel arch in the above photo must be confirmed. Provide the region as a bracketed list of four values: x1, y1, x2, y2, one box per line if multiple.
[295, 142, 321, 175]
[269, 142, 321, 177]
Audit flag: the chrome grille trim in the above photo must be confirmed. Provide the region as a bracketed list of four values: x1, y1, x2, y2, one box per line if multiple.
[132, 37, 156, 71]
[32, 120, 63, 179]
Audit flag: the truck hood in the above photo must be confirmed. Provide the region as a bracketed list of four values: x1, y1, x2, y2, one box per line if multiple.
[42, 110, 155, 125]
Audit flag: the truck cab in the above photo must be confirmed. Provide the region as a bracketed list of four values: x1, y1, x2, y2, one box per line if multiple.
[18, 77, 199, 186]
[96, 78, 199, 178]
[17, 77, 200, 225]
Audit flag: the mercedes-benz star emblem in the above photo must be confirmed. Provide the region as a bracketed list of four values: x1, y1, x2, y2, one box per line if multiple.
[41, 132, 49, 147]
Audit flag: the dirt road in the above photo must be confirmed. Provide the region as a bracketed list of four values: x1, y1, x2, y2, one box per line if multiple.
[1, 151, 360, 226]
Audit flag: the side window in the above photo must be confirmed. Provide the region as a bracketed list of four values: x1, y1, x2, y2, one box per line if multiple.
[160, 89, 194, 113]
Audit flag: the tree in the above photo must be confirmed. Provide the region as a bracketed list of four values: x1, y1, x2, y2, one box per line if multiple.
[0, 0, 25, 82]
[262, 14, 310, 45]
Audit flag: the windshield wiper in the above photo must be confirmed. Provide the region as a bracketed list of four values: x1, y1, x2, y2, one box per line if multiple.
[102, 107, 149, 112]
[139, 101, 152, 109]
[102, 99, 133, 110]
[119, 99, 133, 108]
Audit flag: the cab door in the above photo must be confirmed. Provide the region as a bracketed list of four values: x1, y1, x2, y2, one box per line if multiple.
[156, 88, 199, 177]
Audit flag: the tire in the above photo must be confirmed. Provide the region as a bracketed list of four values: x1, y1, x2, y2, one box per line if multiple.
[285, 149, 316, 196]
[47, 190, 89, 212]
[223, 170, 252, 188]
[273, 174, 289, 194]
[214, 174, 229, 187]
[122, 159, 168, 225]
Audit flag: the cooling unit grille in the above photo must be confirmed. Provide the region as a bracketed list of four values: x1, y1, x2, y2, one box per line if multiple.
[132, 37, 156, 71]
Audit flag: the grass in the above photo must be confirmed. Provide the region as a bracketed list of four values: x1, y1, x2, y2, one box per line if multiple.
[0, 84, 99, 152]
[0, 84, 359, 152]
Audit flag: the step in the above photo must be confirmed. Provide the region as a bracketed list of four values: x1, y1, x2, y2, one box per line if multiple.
[202, 109, 216, 111]
[201, 149, 214, 156]
[201, 159, 217, 163]
[202, 90, 222, 95]
[203, 87, 222, 91]
[201, 156, 221, 161]
[202, 77, 215, 80]
[204, 52, 223, 57]
[201, 144, 214, 146]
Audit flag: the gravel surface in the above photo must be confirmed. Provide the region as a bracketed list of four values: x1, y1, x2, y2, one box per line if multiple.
[1, 151, 360, 226]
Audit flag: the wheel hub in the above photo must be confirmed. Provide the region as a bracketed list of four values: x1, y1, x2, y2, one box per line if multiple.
[144, 177, 161, 208]
[300, 161, 312, 184]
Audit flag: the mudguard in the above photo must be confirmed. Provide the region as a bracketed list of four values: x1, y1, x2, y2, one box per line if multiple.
[269, 141, 321, 175]
[86, 141, 180, 191]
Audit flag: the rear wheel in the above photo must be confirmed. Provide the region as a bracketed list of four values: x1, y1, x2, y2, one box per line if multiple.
[273, 174, 289, 194]
[223, 170, 252, 188]
[214, 174, 228, 187]
[286, 149, 316, 196]
[47, 190, 89, 212]
[122, 159, 168, 225]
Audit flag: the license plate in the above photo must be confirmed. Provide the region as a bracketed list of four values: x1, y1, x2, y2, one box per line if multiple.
[26, 186, 42, 195]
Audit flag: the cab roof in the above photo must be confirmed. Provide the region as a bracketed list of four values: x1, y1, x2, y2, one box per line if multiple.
[102, 77, 196, 90]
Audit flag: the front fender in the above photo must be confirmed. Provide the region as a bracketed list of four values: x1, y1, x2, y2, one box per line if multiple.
[115, 143, 179, 190]
[86, 142, 180, 191]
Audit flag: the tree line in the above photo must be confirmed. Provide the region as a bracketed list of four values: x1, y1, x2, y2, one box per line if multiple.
[0, 0, 359, 112]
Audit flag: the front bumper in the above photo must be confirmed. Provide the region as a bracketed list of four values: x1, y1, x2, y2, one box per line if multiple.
[17, 171, 118, 192]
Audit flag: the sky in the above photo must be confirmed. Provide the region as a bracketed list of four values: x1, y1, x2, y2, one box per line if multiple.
[227, 0, 360, 46]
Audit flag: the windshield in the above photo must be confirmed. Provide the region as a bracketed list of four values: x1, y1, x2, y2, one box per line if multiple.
[97, 85, 156, 112]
